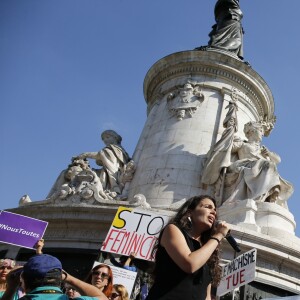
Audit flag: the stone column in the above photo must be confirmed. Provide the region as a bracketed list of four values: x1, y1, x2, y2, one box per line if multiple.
[128, 50, 274, 209]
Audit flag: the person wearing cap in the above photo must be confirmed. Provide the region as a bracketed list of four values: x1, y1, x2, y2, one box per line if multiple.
[2, 254, 108, 300]
[0, 239, 45, 299]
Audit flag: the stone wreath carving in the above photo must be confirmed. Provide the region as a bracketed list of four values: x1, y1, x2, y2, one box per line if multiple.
[167, 81, 205, 121]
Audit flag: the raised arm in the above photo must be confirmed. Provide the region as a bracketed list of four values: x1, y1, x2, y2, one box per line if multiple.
[77, 152, 99, 160]
[161, 223, 229, 274]
[63, 271, 108, 300]
[124, 252, 136, 267]
[261, 146, 281, 164]
[35, 239, 44, 255]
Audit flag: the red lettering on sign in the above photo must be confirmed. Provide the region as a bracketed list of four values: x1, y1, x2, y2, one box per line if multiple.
[240, 269, 245, 284]
[102, 229, 118, 251]
[225, 269, 246, 289]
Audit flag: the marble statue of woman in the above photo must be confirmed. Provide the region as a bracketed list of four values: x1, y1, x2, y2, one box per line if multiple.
[221, 121, 293, 207]
[77, 130, 131, 198]
[202, 96, 293, 208]
[202, 116, 293, 208]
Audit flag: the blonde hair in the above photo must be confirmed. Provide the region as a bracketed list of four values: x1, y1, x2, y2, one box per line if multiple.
[113, 284, 129, 300]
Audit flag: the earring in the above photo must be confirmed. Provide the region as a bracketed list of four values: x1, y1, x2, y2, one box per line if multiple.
[188, 216, 192, 223]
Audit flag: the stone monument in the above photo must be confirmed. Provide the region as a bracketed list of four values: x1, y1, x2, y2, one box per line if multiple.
[1, 0, 300, 298]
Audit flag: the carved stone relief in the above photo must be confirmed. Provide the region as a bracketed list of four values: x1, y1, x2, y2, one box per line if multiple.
[167, 81, 205, 120]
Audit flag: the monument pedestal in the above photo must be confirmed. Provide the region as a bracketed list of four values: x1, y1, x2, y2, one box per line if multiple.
[218, 199, 260, 231]
[218, 199, 296, 236]
[129, 50, 274, 209]
[256, 202, 296, 236]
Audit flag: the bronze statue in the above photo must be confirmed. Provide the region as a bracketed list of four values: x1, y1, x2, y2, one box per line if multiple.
[197, 0, 244, 59]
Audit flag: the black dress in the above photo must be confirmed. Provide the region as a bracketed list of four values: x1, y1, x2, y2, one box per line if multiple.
[146, 226, 212, 300]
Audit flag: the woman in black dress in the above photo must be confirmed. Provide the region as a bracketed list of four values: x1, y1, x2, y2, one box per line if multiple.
[146, 195, 230, 300]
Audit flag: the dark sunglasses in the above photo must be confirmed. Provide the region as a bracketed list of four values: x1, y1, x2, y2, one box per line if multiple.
[92, 271, 110, 280]
[111, 293, 120, 299]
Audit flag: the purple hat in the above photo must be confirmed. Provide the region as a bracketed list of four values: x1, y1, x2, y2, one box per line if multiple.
[23, 254, 62, 279]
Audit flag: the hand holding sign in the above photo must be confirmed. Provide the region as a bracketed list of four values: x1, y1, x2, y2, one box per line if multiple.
[0, 211, 48, 249]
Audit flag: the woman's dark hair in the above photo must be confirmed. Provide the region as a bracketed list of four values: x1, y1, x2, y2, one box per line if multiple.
[155, 195, 222, 286]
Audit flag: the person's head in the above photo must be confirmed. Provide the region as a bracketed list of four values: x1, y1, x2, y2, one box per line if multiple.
[21, 254, 62, 292]
[87, 264, 113, 297]
[166, 195, 221, 287]
[64, 283, 81, 299]
[101, 130, 122, 146]
[171, 195, 217, 240]
[244, 121, 264, 142]
[110, 284, 129, 300]
[0, 259, 16, 283]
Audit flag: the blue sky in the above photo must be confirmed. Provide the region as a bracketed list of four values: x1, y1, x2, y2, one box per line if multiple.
[1, 1, 299, 236]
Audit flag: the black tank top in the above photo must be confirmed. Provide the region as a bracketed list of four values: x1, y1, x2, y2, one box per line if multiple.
[146, 226, 212, 300]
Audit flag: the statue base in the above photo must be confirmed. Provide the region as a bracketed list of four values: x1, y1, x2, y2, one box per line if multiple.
[218, 199, 260, 232]
[256, 202, 296, 237]
[218, 199, 296, 237]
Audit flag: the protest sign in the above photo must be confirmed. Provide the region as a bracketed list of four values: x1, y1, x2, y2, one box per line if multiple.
[92, 262, 137, 297]
[217, 248, 257, 296]
[0, 211, 48, 249]
[110, 265, 137, 297]
[101, 206, 170, 261]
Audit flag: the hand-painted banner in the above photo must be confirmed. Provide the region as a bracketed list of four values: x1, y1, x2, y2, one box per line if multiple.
[101, 207, 170, 261]
[0, 211, 48, 249]
[217, 248, 257, 296]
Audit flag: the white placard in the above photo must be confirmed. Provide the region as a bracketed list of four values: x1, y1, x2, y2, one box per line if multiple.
[217, 248, 257, 296]
[101, 206, 170, 261]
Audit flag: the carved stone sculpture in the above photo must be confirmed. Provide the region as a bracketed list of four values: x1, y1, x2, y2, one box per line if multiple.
[119, 160, 136, 199]
[202, 99, 293, 208]
[129, 194, 151, 209]
[77, 130, 132, 199]
[197, 0, 244, 59]
[47, 157, 90, 199]
[46, 130, 135, 203]
[167, 82, 205, 120]
[19, 195, 32, 206]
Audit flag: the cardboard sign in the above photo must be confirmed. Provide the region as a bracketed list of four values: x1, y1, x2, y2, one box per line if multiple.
[92, 262, 137, 297]
[101, 207, 170, 261]
[0, 211, 48, 249]
[217, 248, 257, 296]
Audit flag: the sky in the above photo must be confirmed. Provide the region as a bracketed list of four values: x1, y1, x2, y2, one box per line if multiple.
[1, 0, 299, 236]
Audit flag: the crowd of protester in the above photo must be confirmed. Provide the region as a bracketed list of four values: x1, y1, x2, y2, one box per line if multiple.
[0, 242, 148, 300]
[0, 195, 228, 300]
